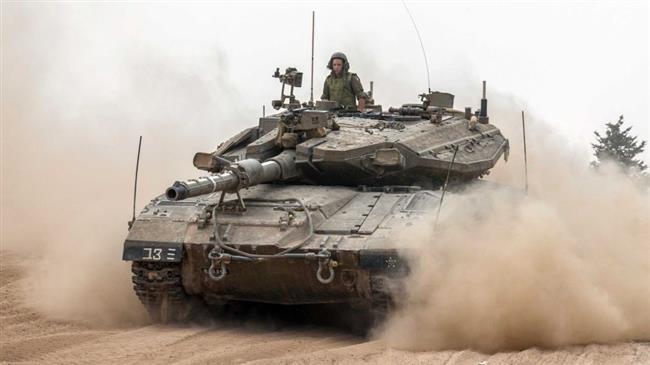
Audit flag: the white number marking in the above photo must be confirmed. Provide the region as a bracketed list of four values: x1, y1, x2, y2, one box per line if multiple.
[142, 247, 163, 260]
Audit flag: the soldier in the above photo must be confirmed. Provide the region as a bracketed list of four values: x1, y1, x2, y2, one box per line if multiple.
[321, 52, 368, 111]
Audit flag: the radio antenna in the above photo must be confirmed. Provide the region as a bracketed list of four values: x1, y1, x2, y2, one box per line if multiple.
[309, 11, 315, 105]
[402, 0, 431, 92]
[521, 110, 529, 194]
[129, 136, 143, 229]
[434, 145, 459, 230]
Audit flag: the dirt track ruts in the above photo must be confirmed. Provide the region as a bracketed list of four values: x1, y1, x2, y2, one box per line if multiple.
[1, 251, 648, 365]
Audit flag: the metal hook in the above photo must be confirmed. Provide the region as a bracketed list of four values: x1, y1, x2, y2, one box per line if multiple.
[207, 248, 230, 282]
[208, 260, 227, 281]
[316, 259, 335, 284]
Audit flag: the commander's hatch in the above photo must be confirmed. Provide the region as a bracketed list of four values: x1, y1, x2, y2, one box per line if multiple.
[315, 193, 403, 234]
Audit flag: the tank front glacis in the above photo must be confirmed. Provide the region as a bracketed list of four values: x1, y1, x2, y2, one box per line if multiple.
[122, 66, 508, 326]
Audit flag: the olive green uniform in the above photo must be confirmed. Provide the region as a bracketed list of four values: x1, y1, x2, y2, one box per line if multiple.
[321, 72, 367, 109]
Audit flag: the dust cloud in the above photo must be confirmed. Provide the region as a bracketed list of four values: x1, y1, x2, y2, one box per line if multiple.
[2, 3, 648, 348]
[1, 5, 247, 326]
[381, 104, 650, 352]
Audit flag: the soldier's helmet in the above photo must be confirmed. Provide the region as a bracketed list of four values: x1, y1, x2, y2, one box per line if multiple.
[327, 52, 350, 72]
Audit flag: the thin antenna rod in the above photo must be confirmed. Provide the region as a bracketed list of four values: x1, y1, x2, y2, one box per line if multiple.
[310, 11, 315, 105]
[402, 0, 431, 92]
[521, 110, 529, 194]
[435, 145, 459, 229]
[130, 136, 142, 228]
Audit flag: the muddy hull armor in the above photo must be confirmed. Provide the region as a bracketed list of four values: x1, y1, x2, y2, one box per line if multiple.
[125, 185, 424, 322]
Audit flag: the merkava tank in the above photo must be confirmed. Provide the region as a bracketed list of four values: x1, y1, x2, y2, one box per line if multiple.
[122, 67, 509, 325]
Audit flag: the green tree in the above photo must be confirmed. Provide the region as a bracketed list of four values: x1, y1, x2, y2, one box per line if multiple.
[591, 115, 647, 172]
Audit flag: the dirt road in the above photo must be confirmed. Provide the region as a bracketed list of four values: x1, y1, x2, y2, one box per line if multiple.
[1, 251, 648, 365]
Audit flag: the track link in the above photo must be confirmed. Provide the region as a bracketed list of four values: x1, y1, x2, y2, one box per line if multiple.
[369, 275, 396, 326]
[131, 261, 192, 323]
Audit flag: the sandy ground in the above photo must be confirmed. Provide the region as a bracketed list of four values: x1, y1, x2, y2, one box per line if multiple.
[1, 251, 648, 365]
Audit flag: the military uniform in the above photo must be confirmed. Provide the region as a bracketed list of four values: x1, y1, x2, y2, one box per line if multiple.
[321, 52, 367, 109]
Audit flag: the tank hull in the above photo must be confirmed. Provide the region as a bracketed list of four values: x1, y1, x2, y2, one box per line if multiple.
[123, 184, 430, 320]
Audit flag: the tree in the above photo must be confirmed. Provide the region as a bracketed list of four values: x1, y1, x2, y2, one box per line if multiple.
[591, 115, 647, 173]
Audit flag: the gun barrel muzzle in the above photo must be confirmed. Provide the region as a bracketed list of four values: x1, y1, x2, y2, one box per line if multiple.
[165, 185, 188, 200]
[166, 173, 240, 201]
[164, 150, 299, 201]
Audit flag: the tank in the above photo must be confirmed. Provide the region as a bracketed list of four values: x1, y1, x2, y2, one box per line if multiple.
[122, 67, 509, 326]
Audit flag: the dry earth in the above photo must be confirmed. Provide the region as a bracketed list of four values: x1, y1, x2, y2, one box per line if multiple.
[1, 251, 648, 365]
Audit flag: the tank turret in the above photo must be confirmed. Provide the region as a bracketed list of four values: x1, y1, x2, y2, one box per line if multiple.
[166, 71, 509, 201]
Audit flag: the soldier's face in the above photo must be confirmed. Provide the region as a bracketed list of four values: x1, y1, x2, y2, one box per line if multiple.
[332, 59, 343, 75]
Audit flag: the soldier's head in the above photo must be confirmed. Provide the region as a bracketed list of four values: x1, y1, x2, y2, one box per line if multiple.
[327, 52, 349, 76]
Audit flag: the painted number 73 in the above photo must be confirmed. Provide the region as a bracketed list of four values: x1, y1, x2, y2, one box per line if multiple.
[143, 248, 163, 260]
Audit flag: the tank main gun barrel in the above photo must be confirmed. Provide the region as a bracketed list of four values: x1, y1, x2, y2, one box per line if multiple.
[165, 150, 299, 201]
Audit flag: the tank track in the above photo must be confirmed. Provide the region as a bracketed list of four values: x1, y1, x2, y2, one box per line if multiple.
[131, 261, 192, 323]
[369, 275, 395, 326]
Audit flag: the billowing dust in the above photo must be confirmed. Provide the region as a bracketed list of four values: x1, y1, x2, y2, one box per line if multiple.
[2, 3, 649, 354]
[1, 5, 243, 326]
[380, 108, 650, 352]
